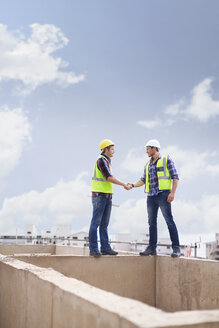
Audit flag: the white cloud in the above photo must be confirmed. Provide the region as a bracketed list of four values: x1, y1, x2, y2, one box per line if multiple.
[111, 193, 219, 237]
[165, 78, 219, 122]
[0, 23, 85, 94]
[162, 145, 207, 180]
[0, 172, 91, 234]
[162, 145, 219, 180]
[172, 199, 202, 233]
[205, 164, 219, 176]
[174, 194, 219, 234]
[112, 198, 146, 234]
[0, 106, 31, 180]
[165, 99, 185, 116]
[139, 78, 219, 126]
[137, 118, 175, 128]
[120, 148, 146, 174]
[1, 168, 218, 237]
[137, 119, 161, 129]
[121, 144, 219, 180]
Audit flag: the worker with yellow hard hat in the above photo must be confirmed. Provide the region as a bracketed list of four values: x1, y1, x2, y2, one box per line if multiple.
[89, 139, 129, 257]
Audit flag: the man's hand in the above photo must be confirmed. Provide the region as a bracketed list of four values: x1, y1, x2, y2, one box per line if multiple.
[167, 192, 175, 203]
[127, 183, 133, 190]
[124, 183, 132, 190]
[168, 179, 178, 202]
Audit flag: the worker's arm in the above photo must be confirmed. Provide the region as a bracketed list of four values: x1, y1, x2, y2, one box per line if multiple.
[167, 178, 178, 203]
[129, 179, 145, 188]
[128, 167, 146, 189]
[107, 176, 129, 189]
[167, 157, 179, 203]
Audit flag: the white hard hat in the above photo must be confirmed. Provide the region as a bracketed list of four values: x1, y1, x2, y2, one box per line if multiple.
[145, 139, 160, 149]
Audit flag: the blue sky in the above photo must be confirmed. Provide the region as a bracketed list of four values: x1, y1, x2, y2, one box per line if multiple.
[0, 1, 218, 245]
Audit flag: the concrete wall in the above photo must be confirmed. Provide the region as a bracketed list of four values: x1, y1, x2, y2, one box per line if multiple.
[0, 244, 135, 256]
[0, 244, 55, 255]
[15, 255, 156, 306]
[156, 256, 219, 312]
[6, 245, 219, 313]
[55, 245, 136, 256]
[1, 255, 219, 328]
[55, 245, 89, 255]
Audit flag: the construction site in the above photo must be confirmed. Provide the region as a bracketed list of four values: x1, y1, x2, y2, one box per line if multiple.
[0, 244, 219, 328]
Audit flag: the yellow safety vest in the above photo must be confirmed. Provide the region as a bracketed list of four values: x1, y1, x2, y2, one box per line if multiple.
[145, 156, 171, 193]
[91, 155, 113, 194]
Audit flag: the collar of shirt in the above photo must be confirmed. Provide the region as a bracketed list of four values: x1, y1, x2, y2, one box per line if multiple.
[149, 155, 161, 165]
[100, 152, 111, 164]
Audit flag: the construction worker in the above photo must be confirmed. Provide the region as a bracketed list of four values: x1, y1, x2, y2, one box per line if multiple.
[89, 139, 129, 257]
[128, 139, 181, 257]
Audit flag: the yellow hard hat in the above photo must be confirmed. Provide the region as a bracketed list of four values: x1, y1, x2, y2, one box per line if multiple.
[99, 139, 114, 150]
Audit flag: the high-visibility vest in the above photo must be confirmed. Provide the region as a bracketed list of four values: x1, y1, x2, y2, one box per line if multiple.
[145, 156, 171, 193]
[91, 155, 113, 193]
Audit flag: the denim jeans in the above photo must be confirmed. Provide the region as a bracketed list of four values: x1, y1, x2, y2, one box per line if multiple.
[89, 195, 112, 252]
[147, 190, 180, 249]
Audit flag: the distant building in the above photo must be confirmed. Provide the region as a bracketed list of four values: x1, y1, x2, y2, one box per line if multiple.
[26, 224, 37, 244]
[138, 235, 172, 255]
[38, 229, 53, 244]
[111, 233, 173, 255]
[206, 233, 219, 260]
[56, 225, 71, 238]
[41, 230, 53, 239]
[55, 231, 88, 247]
[0, 235, 26, 245]
[113, 233, 132, 251]
[156, 237, 172, 255]
[26, 224, 37, 237]
[71, 231, 89, 247]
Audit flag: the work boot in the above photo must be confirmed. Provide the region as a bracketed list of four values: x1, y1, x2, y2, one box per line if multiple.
[101, 249, 118, 255]
[171, 246, 181, 258]
[139, 246, 157, 256]
[90, 250, 102, 257]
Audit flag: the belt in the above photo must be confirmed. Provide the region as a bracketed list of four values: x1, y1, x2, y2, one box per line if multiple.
[92, 192, 112, 199]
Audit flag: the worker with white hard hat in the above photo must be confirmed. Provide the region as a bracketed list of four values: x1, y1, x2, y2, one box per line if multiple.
[128, 139, 181, 258]
[89, 139, 129, 257]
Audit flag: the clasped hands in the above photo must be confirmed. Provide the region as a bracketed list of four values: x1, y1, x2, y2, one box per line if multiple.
[124, 183, 133, 191]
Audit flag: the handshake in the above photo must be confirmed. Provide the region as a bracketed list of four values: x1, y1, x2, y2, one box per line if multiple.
[124, 183, 133, 191]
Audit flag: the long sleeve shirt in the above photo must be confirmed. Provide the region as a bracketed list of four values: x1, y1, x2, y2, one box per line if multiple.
[97, 153, 112, 179]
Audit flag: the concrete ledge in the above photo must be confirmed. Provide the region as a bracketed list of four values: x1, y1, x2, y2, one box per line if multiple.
[13, 252, 219, 312]
[1, 245, 219, 327]
[1, 255, 219, 328]
[0, 244, 55, 255]
[0, 244, 138, 256]
[156, 255, 219, 312]
[13, 254, 156, 305]
[55, 245, 89, 255]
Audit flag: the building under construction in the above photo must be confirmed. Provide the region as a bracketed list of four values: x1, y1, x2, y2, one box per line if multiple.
[0, 244, 219, 327]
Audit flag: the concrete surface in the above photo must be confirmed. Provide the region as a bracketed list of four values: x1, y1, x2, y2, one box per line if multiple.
[0, 244, 55, 255]
[0, 254, 219, 328]
[156, 255, 219, 312]
[14, 255, 156, 305]
[13, 251, 219, 313]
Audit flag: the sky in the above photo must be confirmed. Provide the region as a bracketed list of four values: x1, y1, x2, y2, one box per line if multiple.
[0, 0, 218, 248]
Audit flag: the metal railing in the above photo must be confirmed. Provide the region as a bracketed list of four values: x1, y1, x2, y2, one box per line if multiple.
[110, 240, 198, 257]
[0, 236, 199, 257]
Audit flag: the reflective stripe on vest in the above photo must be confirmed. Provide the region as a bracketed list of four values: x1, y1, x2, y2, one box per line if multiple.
[145, 156, 171, 193]
[91, 155, 113, 194]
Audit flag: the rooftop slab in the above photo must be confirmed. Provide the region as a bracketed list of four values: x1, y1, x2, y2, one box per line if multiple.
[0, 245, 219, 327]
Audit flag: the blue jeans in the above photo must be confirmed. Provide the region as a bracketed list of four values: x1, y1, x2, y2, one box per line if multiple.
[147, 190, 180, 249]
[89, 195, 112, 251]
